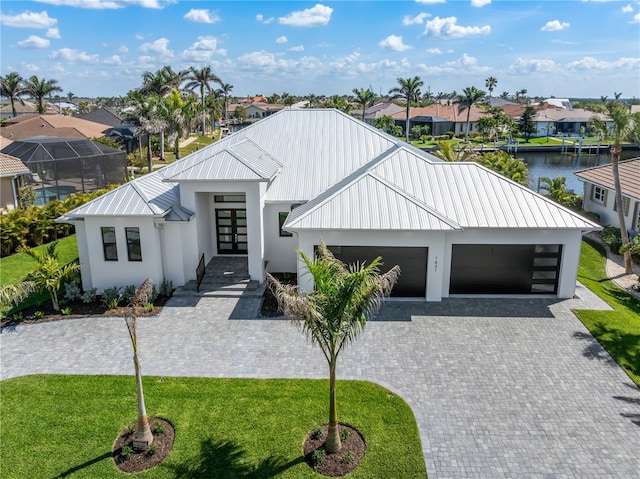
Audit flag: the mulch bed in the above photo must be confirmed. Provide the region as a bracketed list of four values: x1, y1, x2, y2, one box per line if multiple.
[113, 417, 175, 473]
[1, 295, 170, 328]
[303, 424, 366, 477]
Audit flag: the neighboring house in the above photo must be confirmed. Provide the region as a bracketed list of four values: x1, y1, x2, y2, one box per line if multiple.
[0, 153, 31, 210]
[0, 100, 38, 119]
[540, 98, 573, 110]
[58, 109, 599, 300]
[504, 105, 611, 138]
[363, 102, 404, 125]
[242, 102, 285, 121]
[76, 106, 123, 127]
[1, 114, 111, 141]
[575, 158, 640, 235]
[390, 104, 489, 137]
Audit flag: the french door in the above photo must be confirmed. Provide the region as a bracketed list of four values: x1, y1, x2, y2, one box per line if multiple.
[215, 209, 248, 254]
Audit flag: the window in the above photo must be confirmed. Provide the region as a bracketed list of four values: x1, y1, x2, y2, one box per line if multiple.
[279, 212, 292, 237]
[101, 227, 118, 261]
[125, 227, 142, 261]
[592, 186, 607, 205]
[613, 196, 630, 216]
[214, 194, 246, 203]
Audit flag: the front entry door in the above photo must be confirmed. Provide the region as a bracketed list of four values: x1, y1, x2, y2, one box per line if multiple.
[215, 209, 248, 254]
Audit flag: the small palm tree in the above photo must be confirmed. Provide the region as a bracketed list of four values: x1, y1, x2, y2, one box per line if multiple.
[460, 86, 486, 142]
[23, 241, 80, 311]
[1, 72, 26, 117]
[352, 87, 376, 121]
[23, 75, 63, 114]
[432, 140, 477, 162]
[0, 282, 36, 308]
[485, 77, 497, 98]
[389, 76, 424, 142]
[124, 279, 155, 450]
[219, 82, 234, 123]
[268, 243, 399, 453]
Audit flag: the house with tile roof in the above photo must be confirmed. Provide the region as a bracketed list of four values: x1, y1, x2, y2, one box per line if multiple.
[59, 109, 599, 300]
[390, 104, 490, 137]
[0, 153, 31, 210]
[575, 158, 640, 235]
[1, 114, 111, 141]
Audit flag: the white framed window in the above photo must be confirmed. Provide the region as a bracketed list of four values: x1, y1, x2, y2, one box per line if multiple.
[592, 185, 607, 205]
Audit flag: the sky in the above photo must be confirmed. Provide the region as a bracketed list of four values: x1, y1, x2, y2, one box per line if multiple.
[1, 0, 639, 100]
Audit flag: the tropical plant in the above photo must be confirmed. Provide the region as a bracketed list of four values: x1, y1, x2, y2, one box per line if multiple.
[459, 86, 486, 142]
[267, 243, 399, 453]
[23, 241, 80, 311]
[124, 279, 155, 450]
[485, 77, 497, 98]
[476, 151, 530, 186]
[538, 176, 579, 207]
[352, 87, 376, 121]
[518, 106, 537, 141]
[23, 76, 63, 114]
[0, 281, 36, 308]
[373, 115, 396, 135]
[389, 76, 424, 142]
[322, 95, 353, 114]
[184, 66, 221, 135]
[432, 140, 478, 162]
[1, 72, 25, 117]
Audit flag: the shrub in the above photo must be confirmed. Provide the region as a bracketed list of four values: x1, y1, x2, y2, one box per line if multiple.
[34, 310, 44, 319]
[159, 278, 173, 297]
[311, 448, 326, 470]
[310, 427, 324, 440]
[445, 131, 455, 139]
[340, 427, 351, 441]
[601, 226, 622, 254]
[122, 284, 137, 305]
[63, 282, 82, 302]
[152, 421, 165, 435]
[60, 307, 72, 315]
[120, 444, 133, 460]
[81, 288, 97, 304]
[339, 452, 354, 464]
[581, 211, 601, 224]
[101, 287, 123, 310]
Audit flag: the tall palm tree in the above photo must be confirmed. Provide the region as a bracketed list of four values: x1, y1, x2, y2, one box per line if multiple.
[125, 279, 155, 450]
[322, 95, 352, 114]
[23, 75, 62, 114]
[485, 77, 497, 98]
[1, 72, 26, 117]
[352, 87, 376, 121]
[459, 86, 486, 142]
[124, 91, 166, 172]
[184, 66, 221, 135]
[267, 243, 399, 453]
[219, 82, 234, 123]
[389, 76, 424, 142]
[606, 100, 640, 274]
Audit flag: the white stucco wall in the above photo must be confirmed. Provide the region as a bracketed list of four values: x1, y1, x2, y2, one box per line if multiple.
[81, 216, 163, 292]
[263, 203, 298, 273]
[581, 182, 640, 233]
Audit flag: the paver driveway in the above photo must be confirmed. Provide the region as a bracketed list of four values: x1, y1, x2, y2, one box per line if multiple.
[2, 284, 639, 478]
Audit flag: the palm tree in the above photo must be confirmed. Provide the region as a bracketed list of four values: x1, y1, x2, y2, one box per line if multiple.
[538, 176, 573, 205]
[23, 76, 62, 114]
[459, 86, 486, 142]
[219, 82, 234, 123]
[124, 279, 155, 450]
[485, 77, 497, 98]
[0, 281, 36, 308]
[184, 66, 221, 135]
[389, 76, 424, 142]
[432, 140, 478, 162]
[23, 241, 80, 311]
[322, 95, 352, 114]
[352, 87, 376, 121]
[606, 100, 640, 274]
[124, 91, 167, 172]
[1, 72, 26, 117]
[267, 243, 399, 453]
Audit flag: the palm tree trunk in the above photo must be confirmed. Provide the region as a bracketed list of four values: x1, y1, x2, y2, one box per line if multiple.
[326, 357, 341, 453]
[611, 142, 632, 273]
[146, 135, 153, 173]
[133, 352, 153, 450]
[405, 102, 410, 142]
[465, 110, 471, 142]
[11, 98, 17, 117]
[160, 132, 165, 161]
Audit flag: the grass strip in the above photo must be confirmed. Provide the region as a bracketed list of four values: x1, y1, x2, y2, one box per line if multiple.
[575, 239, 640, 385]
[0, 375, 426, 478]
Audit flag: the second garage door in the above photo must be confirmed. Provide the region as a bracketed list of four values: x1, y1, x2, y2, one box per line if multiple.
[325, 246, 427, 297]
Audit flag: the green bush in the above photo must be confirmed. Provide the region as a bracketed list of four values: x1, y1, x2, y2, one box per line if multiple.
[601, 226, 622, 254]
[101, 287, 123, 310]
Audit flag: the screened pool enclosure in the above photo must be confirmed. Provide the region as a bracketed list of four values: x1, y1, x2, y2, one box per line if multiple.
[1, 136, 127, 205]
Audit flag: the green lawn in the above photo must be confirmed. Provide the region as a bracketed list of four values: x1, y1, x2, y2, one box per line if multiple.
[575, 239, 640, 385]
[0, 376, 426, 478]
[0, 235, 78, 286]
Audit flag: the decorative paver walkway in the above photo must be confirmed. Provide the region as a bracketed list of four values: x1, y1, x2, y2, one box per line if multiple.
[2, 276, 639, 478]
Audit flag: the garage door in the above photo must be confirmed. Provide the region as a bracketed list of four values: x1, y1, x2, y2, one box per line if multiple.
[449, 244, 562, 295]
[326, 246, 427, 298]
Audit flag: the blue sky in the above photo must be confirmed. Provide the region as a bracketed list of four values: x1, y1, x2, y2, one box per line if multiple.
[1, 0, 639, 99]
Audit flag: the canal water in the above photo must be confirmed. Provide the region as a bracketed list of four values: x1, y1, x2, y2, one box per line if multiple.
[514, 149, 640, 194]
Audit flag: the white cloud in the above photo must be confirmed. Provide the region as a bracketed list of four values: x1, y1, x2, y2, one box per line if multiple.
[509, 57, 557, 73]
[415, 0, 445, 4]
[256, 13, 274, 24]
[140, 37, 173, 58]
[622, 4, 633, 13]
[426, 48, 442, 54]
[33, 0, 173, 9]
[184, 9, 219, 24]
[423, 16, 491, 38]
[378, 34, 411, 52]
[46, 27, 61, 39]
[1, 10, 57, 28]
[279, 4, 333, 27]
[416, 53, 491, 76]
[633, 12, 640, 23]
[17, 35, 50, 48]
[276, 36, 288, 43]
[289, 45, 304, 52]
[471, 0, 491, 7]
[541, 20, 570, 31]
[566, 56, 640, 70]
[183, 35, 223, 61]
[104, 55, 122, 65]
[50, 47, 100, 63]
[135, 34, 144, 40]
[118, 45, 128, 53]
[403, 12, 430, 26]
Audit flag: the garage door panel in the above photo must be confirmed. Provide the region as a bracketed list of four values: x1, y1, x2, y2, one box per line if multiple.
[326, 246, 427, 298]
